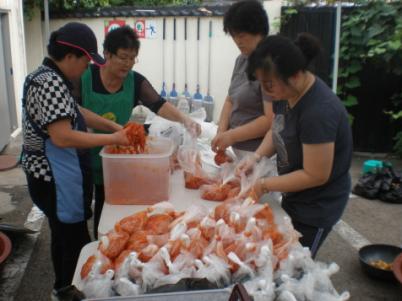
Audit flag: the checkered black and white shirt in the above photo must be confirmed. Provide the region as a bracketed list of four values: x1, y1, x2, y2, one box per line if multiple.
[22, 58, 78, 182]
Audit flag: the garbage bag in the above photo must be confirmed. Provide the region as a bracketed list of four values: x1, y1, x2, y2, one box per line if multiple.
[352, 172, 382, 199]
[353, 163, 402, 203]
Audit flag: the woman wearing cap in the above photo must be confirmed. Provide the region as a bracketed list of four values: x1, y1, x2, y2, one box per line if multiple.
[79, 26, 201, 239]
[21, 22, 129, 297]
[238, 34, 353, 257]
[211, 0, 273, 159]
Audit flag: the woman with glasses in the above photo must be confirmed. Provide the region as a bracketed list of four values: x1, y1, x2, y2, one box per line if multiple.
[211, 0, 273, 159]
[79, 26, 200, 238]
[238, 33, 353, 258]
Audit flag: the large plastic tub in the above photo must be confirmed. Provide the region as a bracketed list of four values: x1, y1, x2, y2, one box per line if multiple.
[101, 137, 174, 205]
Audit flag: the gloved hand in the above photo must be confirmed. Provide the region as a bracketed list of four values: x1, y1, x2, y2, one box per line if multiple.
[211, 130, 235, 152]
[235, 152, 262, 177]
[183, 117, 201, 138]
[251, 177, 268, 200]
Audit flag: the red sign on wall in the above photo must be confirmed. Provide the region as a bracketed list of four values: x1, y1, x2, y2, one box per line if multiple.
[104, 20, 126, 36]
[134, 19, 146, 39]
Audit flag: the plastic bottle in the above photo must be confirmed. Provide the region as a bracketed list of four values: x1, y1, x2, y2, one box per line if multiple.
[177, 95, 190, 115]
[203, 98, 214, 122]
[191, 98, 203, 113]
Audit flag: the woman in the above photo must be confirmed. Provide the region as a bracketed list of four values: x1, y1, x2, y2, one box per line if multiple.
[211, 0, 273, 159]
[239, 33, 353, 258]
[79, 26, 200, 238]
[21, 22, 129, 298]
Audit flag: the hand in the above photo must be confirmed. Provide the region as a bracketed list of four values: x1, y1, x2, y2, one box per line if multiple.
[211, 130, 234, 152]
[251, 178, 267, 200]
[235, 152, 261, 177]
[183, 117, 201, 138]
[112, 129, 130, 146]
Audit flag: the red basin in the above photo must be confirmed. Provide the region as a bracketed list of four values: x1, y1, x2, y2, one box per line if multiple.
[393, 252, 402, 285]
[0, 231, 12, 267]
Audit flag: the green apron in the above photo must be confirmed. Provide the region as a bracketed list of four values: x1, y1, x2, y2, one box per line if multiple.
[81, 67, 134, 185]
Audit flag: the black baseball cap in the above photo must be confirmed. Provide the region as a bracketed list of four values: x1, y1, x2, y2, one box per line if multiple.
[55, 22, 105, 66]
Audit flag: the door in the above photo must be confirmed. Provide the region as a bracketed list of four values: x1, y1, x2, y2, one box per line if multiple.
[0, 13, 14, 150]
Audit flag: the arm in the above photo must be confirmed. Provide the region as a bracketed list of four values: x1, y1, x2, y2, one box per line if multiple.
[47, 119, 129, 149]
[255, 128, 276, 158]
[216, 96, 233, 133]
[212, 100, 273, 151]
[79, 106, 122, 133]
[257, 142, 334, 195]
[230, 101, 273, 143]
[157, 102, 188, 124]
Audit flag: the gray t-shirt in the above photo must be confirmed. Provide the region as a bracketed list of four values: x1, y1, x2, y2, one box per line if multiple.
[228, 55, 265, 151]
[272, 77, 353, 227]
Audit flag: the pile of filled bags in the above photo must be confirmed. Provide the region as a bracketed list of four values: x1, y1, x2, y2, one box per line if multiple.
[79, 200, 349, 301]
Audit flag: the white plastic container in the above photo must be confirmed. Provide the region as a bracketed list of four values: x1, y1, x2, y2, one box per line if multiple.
[100, 137, 174, 205]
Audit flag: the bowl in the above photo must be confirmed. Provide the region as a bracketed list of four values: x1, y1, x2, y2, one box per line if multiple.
[359, 244, 402, 281]
[0, 231, 12, 267]
[392, 252, 402, 285]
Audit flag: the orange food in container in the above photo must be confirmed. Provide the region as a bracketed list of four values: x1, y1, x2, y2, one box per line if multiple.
[101, 137, 174, 205]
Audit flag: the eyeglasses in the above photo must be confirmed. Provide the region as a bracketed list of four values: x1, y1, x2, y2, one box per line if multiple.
[114, 54, 139, 65]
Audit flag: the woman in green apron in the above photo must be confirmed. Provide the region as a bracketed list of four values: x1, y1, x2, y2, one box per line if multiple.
[80, 26, 200, 238]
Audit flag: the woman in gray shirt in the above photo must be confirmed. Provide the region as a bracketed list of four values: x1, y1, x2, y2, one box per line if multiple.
[211, 0, 273, 159]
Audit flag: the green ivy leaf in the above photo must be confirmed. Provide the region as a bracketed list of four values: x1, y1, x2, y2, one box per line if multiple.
[345, 77, 361, 89]
[343, 95, 358, 107]
[348, 62, 362, 74]
[388, 40, 401, 50]
[367, 24, 385, 38]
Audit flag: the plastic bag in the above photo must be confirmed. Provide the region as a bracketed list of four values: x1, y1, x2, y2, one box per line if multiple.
[194, 254, 231, 287]
[114, 277, 141, 297]
[147, 115, 183, 147]
[239, 157, 277, 197]
[82, 269, 114, 298]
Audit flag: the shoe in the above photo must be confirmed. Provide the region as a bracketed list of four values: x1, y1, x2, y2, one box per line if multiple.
[50, 286, 85, 301]
[50, 289, 59, 301]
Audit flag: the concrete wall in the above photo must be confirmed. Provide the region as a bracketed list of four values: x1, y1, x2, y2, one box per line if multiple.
[24, 0, 282, 122]
[0, 0, 27, 131]
[24, 6, 44, 74]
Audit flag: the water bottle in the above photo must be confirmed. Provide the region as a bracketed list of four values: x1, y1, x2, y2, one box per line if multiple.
[191, 98, 203, 113]
[130, 105, 147, 124]
[203, 98, 214, 122]
[177, 95, 190, 115]
[168, 96, 178, 107]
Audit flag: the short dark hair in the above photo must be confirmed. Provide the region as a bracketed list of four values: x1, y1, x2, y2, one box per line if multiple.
[223, 0, 269, 36]
[247, 33, 321, 82]
[103, 26, 140, 55]
[47, 31, 85, 61]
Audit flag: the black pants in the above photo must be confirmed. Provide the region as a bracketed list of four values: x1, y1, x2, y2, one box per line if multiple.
[291, 220, 332, 258]
[26, 174, 91, 291]
[93, 184, 105, 240]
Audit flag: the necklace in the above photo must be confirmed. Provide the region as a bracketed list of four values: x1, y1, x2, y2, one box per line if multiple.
[288, 72, 315, 108]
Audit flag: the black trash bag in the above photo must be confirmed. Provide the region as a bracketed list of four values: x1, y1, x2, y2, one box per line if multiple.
[353, 162, 402, 204]
[379, 183, 402, 204]
[353, 172, 383, 199]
